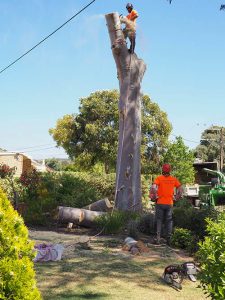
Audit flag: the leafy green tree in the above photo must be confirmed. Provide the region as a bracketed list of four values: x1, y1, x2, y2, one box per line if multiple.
[50, 90, 119, 173]
[163, 136, 195, 184]
[50, 90, 172, 174]
[45, 158, 61, 171]
[64, 158, 105, 174]
[195, 126, 225, 163]
[141, 95, 172, 174]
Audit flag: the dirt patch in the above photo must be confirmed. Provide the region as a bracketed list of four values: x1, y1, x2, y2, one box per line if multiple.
[29, 228, 193, 261]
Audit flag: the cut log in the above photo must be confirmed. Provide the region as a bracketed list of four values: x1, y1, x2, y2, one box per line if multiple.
[56, 206, 106, 228]
[57, 206, 84, 224]
[83, 198, 113, 212]
[79, 209, 106, 228]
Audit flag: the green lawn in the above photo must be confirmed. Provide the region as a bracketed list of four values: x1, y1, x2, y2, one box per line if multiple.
[32, 231, 206, 300]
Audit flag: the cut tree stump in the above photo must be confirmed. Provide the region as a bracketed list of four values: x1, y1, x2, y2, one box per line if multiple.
[83, 198, 113, 212]
[56, 206, 106, 228]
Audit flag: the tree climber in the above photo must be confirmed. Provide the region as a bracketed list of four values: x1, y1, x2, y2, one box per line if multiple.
[120, 3, 138, 54]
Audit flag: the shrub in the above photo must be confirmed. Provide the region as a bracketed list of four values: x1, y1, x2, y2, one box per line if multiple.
[0, 188, 41, 299]
[137, 213, 155, 235]
[19, 169, 40, 189]
[52, 172, 101, 207]
[173, 207, 218, 240]
[0, 164, 19, 208]
[96, 211, 139, 234]
[1, 171, 153, 226]
[0, 164, 16, 179]
[197, 214, 225, 299]
[127, 219, 140, 239]
[174, 197, 193, 208]
[16, 172, 115, 226]
[141, 175, 151, 208]
[171, 228, 197, 253]
[0, 177, 22, 206]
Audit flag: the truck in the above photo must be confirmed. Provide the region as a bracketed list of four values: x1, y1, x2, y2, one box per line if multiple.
[200, 168, 225, 207]
[183, 161, 225, 208]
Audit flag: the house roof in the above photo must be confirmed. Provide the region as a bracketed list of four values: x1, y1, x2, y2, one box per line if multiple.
[0, 151, 32, 158]
[0, 152, 54, 172]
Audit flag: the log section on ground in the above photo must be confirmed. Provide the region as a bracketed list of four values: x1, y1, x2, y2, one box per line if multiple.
[56, 206, 106, 227]
[83, 198, 113, 212]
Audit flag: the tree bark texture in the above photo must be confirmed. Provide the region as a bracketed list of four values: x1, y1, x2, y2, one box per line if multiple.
[105, 13, 146, 212]
[83, 198, 113, 212]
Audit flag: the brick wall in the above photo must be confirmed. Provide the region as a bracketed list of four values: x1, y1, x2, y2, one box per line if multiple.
[0, 154, 33, 177]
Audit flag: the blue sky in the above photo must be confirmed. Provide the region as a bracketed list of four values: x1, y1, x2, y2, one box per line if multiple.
[0, 0, 225, 159]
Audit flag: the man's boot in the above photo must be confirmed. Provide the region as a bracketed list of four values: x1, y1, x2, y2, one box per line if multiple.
[154, 234, 161, 245]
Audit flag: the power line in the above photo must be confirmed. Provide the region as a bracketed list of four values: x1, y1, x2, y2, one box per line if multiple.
[171, 133, 199, 144]
[21, 146, 57, 153]
[0, 0, 96, 75]
[4, 146, 59, 154]
[2, 143, 68, 154]
[10, 143, 56, 151]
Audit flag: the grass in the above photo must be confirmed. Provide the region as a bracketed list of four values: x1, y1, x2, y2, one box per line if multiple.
[33, 231, 206, 300]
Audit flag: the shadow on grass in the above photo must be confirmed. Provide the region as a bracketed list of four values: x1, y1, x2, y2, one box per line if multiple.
[35, 251, 171, 299]
[44, 291, 108, 299]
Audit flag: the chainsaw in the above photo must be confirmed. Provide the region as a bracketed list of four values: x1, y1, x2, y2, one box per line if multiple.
[162, 262, 197, 290]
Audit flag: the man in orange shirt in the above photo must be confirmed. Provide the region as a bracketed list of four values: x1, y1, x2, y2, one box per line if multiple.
[150, 164, 182, 245]
[120, 3, 138, 53]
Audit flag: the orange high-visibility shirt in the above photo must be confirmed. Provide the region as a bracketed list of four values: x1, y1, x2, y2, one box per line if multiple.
[127, 9, 138, 23]
[153, 175, 181, 205]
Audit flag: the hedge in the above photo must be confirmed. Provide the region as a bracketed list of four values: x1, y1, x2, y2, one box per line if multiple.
[197, 214, 225, 299]
[173, 206, 218, 240]
[16, 171, 150, 226]
[0, 188, 41, 299]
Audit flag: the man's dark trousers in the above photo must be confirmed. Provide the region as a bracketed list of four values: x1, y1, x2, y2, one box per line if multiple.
[155, 204, 173, 240]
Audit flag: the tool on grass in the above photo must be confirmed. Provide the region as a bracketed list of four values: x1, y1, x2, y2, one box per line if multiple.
[162, 262, 197, 290]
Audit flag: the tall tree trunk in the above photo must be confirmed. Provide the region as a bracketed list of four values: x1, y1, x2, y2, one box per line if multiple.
[105, 13, 146, 212]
